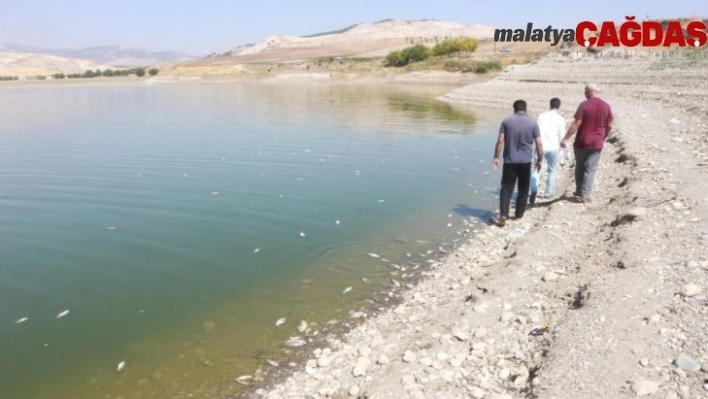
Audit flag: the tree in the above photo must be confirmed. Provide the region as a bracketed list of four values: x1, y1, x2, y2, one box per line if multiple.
[83, 70, 95, 78]
[135, 68, 146, 77]
[148, 68, 159, 76]
[103, 69, 114, 77]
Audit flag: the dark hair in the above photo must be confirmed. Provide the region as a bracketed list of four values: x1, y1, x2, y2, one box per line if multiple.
[513, 100, 526, 113]
[550, 97, 561, 109]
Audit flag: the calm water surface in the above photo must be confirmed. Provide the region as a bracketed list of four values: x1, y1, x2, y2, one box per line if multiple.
[0, 81, 506, 398]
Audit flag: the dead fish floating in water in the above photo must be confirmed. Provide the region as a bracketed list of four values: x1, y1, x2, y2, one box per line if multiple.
[299, 232, 306, 237]
[14, 317, 29, 324]
[117, 361, 126, 372]
[253, 248, 260, 254]
[235, 375, 252, 385]
[342, 287, 352, 294]
[295, 320, 308, 332]
[275, 317, 287, 327]
[56, 310, 70, 319]
[266, 359, 279, 367]
[283, 336, 306, 347]
[367, 253, 380, 259]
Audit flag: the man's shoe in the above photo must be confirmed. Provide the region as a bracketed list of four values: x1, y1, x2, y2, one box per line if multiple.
[581, 198, 593, 204]
[529, 192, 537, 205]
[496, 217, 507, 227]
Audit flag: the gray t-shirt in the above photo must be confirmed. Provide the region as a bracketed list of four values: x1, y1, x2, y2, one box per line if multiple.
[499, 112, 540, 163]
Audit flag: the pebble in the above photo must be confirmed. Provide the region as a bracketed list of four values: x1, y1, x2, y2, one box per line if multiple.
[469, 387, 485, 398]
[639, 359, 649, 367]
[681, 284, 700, 297]
[352, 357, 369, 377]
[631, 380, 659, 396]
[542, 272, 559, 282]
[498, 368, 510, 379]
[419, 357, 433, 367]
[627, 207, 648, 218]
[377, 355, 390, 365]
[349, 385, 360, 396]
[403, 351, 417, 363]
[673, 354, 701, 373]
[317, 356, 332, 368]
[452, 330, 471, 341]
[500, 312, 514, 322]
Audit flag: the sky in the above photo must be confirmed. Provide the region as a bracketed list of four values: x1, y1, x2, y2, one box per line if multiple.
[0, 0, 705, 55]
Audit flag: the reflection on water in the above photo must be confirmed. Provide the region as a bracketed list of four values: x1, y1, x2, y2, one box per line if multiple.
[0, 81, 506, 398]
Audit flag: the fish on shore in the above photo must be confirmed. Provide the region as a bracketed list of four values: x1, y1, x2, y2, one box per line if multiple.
[367, 253, 380, 258]
[342, 287, 353, 294]
[56, 310, 70, 319]
[117, 361, 126, 372]
[275, 317, 287, 327]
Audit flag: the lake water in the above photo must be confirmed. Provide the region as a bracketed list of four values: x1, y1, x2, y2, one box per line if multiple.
[0, 80, 505, 398]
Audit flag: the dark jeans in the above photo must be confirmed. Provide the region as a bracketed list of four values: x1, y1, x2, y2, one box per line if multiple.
[500, 162, 531, 219]
[573, 147, 602, 199]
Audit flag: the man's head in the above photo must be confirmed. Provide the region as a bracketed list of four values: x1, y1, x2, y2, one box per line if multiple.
[584, 83, 601, 99]
[513, 100, 527, 113]
[550, 97, 561, 110]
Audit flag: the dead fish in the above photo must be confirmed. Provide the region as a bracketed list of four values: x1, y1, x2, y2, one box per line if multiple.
[283, 336, 306, 347]
[335, 220, 340, 225]
[253, 248, 260, 254]
[390, 264, 401, 270]
[299, 232, 306, 237]
[295, 320, 308, 332]
[266, 359, 279, 367]
[14, 317, 28, 324]
[361, 278, 370, 283]
[367, 253, 380, 259]
[211, 191, 219, 195]
[275, 317, 286, 327]
[117, 361, 126, 372]
[235, 375, 252, 385]
[342, 287, 352, 294]
[377, 199, 385, 203]
[56, 310, 70, 319]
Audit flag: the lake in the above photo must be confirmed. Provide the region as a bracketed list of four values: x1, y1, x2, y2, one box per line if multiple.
[0, 80, 505, 398]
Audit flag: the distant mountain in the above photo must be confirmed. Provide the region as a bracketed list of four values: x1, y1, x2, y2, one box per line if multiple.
[0, 44, 195, 67]
[0, 51, 118, 76]
[195, 19, 496, 65]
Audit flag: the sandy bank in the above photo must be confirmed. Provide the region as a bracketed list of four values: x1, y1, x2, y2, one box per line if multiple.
[241, 51, 708, 399]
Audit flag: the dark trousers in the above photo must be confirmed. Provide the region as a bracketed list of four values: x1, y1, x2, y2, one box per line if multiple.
[500, 162, 531, 218]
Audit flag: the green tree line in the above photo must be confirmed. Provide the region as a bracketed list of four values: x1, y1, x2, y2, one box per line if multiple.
[385, 37, 481, 67]
[58, 68, 159, 79]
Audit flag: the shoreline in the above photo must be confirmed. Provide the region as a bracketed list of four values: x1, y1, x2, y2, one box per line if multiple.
[240, 53, 708, 398]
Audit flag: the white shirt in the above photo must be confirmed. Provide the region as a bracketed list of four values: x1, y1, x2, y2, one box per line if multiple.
[536, 109, 566, 152]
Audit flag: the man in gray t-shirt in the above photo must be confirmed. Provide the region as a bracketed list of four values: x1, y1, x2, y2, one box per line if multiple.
[492, 100, 543, 227]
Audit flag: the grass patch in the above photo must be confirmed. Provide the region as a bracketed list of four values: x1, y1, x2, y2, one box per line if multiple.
[442, 60, 502, 73]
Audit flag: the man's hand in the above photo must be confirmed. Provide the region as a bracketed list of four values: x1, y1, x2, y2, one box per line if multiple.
[560, 139, 568, 148]
[492, 158, 500, 171]
[536, 159, 543, 172]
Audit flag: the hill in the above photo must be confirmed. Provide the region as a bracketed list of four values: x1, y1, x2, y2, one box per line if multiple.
[0, 43, 194, 67]
[183, 19, 496, 67]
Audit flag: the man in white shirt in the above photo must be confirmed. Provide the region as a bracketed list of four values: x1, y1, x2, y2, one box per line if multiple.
[530, 98, 566, 204]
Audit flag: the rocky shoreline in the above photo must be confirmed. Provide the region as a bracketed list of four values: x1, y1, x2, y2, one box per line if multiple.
[236, 50, 708, 399]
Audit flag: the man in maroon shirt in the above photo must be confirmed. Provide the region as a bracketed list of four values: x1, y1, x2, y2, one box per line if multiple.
[560, 83, 614, 203]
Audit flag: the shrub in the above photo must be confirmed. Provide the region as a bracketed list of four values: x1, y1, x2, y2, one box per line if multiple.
[148, 68, 159, 76]
[432, 37, 479, 57]
[442, 60, 502, 73]
[385, 44, 431, 67]
[135, 68, 146, 77]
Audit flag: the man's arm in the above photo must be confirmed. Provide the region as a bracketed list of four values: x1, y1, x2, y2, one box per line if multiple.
[605, 121, 613, 139]
[561, 118, 581, 148]
[534, 136, 544, 172]
[492, 133, 504, 171]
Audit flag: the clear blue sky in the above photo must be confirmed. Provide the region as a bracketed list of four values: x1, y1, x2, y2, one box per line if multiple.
[1, 0, 705, 55]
